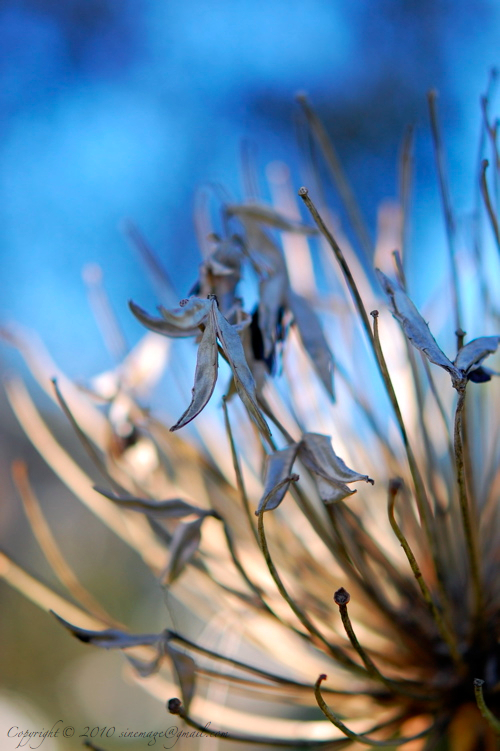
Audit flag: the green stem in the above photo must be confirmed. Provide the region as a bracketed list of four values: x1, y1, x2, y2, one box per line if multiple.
[257, 480, 366, 673]
[473, 679, 500, 735]
[454, 386, 483, 624]
[314, 675, 433, 746]
[387, 480, 462, 666]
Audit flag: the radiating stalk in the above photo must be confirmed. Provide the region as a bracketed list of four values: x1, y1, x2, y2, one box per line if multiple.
[314, 675, 434, 746]
[454, 386, 483, 625]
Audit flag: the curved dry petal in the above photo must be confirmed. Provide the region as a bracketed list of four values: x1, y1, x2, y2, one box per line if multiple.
[376, 270, 462, 386]
[259, 271, 288, 359]
[129, 301, 201, 338]
[226, 202, 317, 235]
[299, 433, 373, 485]
[315, 475, 357, 505]
[163, 516, 205, 585]
[288, 291, 335, 399]
[52, 613, 160, 649]
[166, 640, 197, 712]
[214, 307, 271, 437]
[256, 444, 300, 513]
[171, 311, 218, 431]
[158, 297, 213, 327]
[94, 487, 208, 518]
[454, 335, 500, 375]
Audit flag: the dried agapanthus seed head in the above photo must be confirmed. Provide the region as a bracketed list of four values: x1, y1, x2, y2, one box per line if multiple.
[3, 81, 500, 750]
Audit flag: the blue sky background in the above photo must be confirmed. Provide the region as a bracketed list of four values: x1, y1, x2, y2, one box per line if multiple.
[0, 0, 499, 377]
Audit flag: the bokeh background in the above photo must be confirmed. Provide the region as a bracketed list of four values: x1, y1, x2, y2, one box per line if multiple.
[1, 1, 500, 749]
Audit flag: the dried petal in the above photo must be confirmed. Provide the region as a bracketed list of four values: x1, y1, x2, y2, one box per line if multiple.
[259, 271, 288, 359]
[171, 310, 218, 431]
[51, 613, 159, 649]
[129, 300, 201, 338]
[214, 307, 271, 437]
[287, 290, 335, 399]
[166, 640, 196, 711]
[163, 516, 205, 584]
[94, 487, 208, 518]
[226, 202, 317, 234]
[256, 444, 300, 513]
[454, 335, 500, 375]
[300, 433, 373, 485]
[314, 475, 357, 505]
[376, 270, 462, 386]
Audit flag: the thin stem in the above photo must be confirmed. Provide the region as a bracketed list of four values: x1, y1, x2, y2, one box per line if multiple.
[454, 386, 483, 624]
[219, 516, 279, 620]
[167, 697, 344, 748]
[480, 159, 500, 253]
[387, 480, 462, 666]
[12, 460, 120, 628]
[370, 312, 435, 551]
[296, 94, 373, 263]
[257, 481, 366, 673]
[167, 630, 382, 697]
[51, 378, 124, 495]
[333, 588, 438, 701]
[299, 187, 374, 345]
[299, 190, 436, 557]
[427, 90, 462, 333]
[221, 397, 259, 545]
[314, 675, 433, 746]
[473, 679, 500, 735]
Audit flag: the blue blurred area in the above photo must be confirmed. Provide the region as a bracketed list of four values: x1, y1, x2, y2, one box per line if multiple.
[0, 0, 499, 377]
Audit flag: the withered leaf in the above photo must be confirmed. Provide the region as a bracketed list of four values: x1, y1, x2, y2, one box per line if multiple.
[214, 307, 271, 437]
[256, 444, 300, 513]
[171, 310, 218, 431]
[129, 300, 201, 338]
[454, 335, 500, 376]
[163, 516, 205, 585]
[376, 270, 462, 387]
[51, 612, 159, 649]
[226, 202, 317, 234]
[94, 487, 208, 518]
[287, 290, 335, 399]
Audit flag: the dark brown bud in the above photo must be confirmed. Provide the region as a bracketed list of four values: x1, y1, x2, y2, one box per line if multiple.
[167, 698, 183, 715]
[370, 310, 379, 318]
[334, 587, 351, 606]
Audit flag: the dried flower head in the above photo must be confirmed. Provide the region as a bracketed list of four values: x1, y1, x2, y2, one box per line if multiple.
[3, 82, 500, 750]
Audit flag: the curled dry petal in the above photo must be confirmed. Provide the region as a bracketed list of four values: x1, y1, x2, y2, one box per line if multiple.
[94, 487, 208, 518]
[259, 271, 288, 359]
[256, 444, 300, 513]
[170, 311, 218, 431]
[214, 307, 271, 438]
[226, 202, 317, 234]
[163, 516, 205, 585]
[165, 640, 196, 712]
[287, 290, 335, 399]
[299, 433, 373, 504]
[128, 300, 201, 338]
[376, 270, 463, 387]
[51, 612, 160, 649]
[454, 335, 500, 375]
[299, 433, 374, 485]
